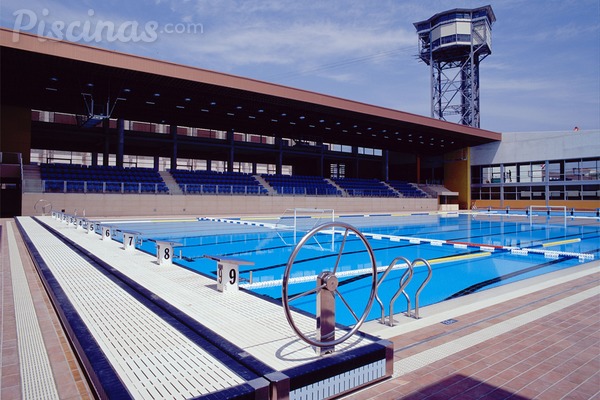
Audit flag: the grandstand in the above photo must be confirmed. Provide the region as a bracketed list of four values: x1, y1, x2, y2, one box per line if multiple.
[332, 177, 397, 197]
[387, 180, 428, 198]
[171, 169, 268, 195]
[40, 164, 168, 194]
[31, 165, 434, 199]
[261, 174, 340, 196]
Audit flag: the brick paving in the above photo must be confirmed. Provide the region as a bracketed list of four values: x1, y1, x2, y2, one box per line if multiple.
[346, 270, 600, 399]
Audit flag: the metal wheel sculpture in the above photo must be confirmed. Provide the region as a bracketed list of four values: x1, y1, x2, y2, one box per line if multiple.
[34, 199, 53, 216]
[281, 222, 377, 349]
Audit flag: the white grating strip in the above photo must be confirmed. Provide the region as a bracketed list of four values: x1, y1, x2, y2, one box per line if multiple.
[48, 216, 374, 371]
[18, 218, 245, 399]
[7, 222, 60, 400]
[290, 359, 386, 400]
[393, 287, 599, 378]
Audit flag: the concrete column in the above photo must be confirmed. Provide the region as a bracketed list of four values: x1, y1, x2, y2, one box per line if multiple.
[228, 128, 234, 172]
[116, 118, 124, 168]
[382, 149, 389, 181]
[103, 118, 110, 166]
[170, 124, 177, 171]
[276, 137, 283, 175]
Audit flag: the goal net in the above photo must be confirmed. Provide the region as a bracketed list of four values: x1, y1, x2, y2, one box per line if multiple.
[528, 205, 567, 227]
[275, 208, 335, 247]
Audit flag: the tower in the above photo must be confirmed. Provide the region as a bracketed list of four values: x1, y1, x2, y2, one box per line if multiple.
[414, 5, 495, 128]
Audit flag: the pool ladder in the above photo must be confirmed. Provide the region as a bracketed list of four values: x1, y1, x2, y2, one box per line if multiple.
[375, 256, 432, 326]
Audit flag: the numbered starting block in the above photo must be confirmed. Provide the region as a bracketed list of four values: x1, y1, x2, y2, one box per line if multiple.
[101, 225, 114, 241]
[75, 217, 86, 230]
[203, 255, 254, 293]
[120, 231, 141, 252]
[86, 221, 96, 234]
[154, 240, 182, 266]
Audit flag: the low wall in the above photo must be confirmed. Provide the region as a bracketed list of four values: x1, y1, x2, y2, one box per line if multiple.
[22, 193, 439, 217]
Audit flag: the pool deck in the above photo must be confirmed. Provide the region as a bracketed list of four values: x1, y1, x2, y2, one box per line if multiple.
[2, 215, 599, 399]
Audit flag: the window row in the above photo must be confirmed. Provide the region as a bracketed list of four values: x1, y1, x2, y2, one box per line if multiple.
[472, 158, 600, 184]
[472, 185, 600, 200]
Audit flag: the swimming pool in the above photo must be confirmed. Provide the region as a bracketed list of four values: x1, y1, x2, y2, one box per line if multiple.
[106, 212, 599, 326]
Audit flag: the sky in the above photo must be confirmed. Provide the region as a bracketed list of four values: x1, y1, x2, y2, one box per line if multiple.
[1, 0, 599, 133]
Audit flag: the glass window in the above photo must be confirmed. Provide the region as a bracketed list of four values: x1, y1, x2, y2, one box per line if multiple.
[549, 185, 564, 199]
[531, 185, 546, 199]
[580, 159, 599, 180]
[566, 185, 581, 199]
[504, 165, 516, 183]
[490, 186, 500, 199]
[531, 163, 545, 182]
[504, 186, 517, 200]
[471, 166, 482, 184]
[517, 186, 532, 200]
[518, 164, 531, 183]
[565, 160, 580, 181]
[548, 162, 562, 181]
[482, 166, 501, 183]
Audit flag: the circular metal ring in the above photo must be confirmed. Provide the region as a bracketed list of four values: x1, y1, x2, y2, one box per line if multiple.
[281, 221, 377, 348]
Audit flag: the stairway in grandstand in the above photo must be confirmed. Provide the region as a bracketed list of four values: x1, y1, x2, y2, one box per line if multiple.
[253, 174, 276, 195]
[22, 164, 43, 193]
[159, 171, 183, 194]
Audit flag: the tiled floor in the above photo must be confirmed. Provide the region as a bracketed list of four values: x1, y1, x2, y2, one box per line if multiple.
[2, 216, 599, 399]
[348, 269, 600, 399]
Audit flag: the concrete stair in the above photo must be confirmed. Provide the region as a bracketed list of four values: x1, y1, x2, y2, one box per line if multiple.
[23, 164, 43, 193]
[159, 171, 182, 194]
[253, 174, 275, 195]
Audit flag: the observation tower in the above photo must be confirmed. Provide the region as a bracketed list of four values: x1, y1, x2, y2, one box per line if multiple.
[414, 5, 495, 128]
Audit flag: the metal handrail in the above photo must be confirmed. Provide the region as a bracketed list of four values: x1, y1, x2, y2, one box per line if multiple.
[375, 256, 433, 326]
[412, 258, 433, 319]
[375, 256, 412, 324]
[375, 256, 413, 327]
[388, 262, 414, 326]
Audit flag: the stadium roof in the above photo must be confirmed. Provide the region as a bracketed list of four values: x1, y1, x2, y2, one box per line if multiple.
[0, 28, 501, 156]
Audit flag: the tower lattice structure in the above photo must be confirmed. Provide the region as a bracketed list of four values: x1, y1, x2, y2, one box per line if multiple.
[414, 6, 495, 128]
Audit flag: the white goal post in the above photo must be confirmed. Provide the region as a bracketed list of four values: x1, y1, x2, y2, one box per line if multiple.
[275, 208, 335, 246]
[528, 205, 567, 227]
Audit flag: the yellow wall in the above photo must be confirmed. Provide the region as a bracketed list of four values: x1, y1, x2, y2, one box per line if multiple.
[443, 148, 470, 209]
[0, 105, 31, 164]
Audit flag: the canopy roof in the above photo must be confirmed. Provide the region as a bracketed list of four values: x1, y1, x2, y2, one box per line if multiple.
[0, 28, 500, 155]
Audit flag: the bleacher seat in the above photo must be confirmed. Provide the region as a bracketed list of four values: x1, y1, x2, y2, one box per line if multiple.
[262, 174, 340, 196]
[170, 170, 268, 195]
[332, 177, 397, 197]
[40, 164, 168, 194]
[387, 180, 428, 198]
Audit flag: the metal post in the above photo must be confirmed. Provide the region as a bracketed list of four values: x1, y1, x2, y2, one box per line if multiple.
[316, 272, 336, 355]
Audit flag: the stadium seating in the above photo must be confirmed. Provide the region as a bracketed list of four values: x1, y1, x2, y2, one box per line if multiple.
[332, 177, 397, 197]
[387, 180, 429, 198]
[170, 170, 268, 195]
[40, 164, 169, 193]
[262, 174, 341, 196]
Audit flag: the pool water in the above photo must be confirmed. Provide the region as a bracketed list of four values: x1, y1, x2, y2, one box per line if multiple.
[111, 212, 599, 326]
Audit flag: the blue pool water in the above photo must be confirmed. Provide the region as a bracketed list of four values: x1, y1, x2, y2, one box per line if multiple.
[106, 212, 600, 326]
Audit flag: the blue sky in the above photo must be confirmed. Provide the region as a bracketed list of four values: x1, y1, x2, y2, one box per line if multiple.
[1, 0, 599, 133]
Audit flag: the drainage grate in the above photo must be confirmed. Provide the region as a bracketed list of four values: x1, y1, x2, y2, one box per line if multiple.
[7, 222, 60, 400]
[441, 319, 458, 325]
